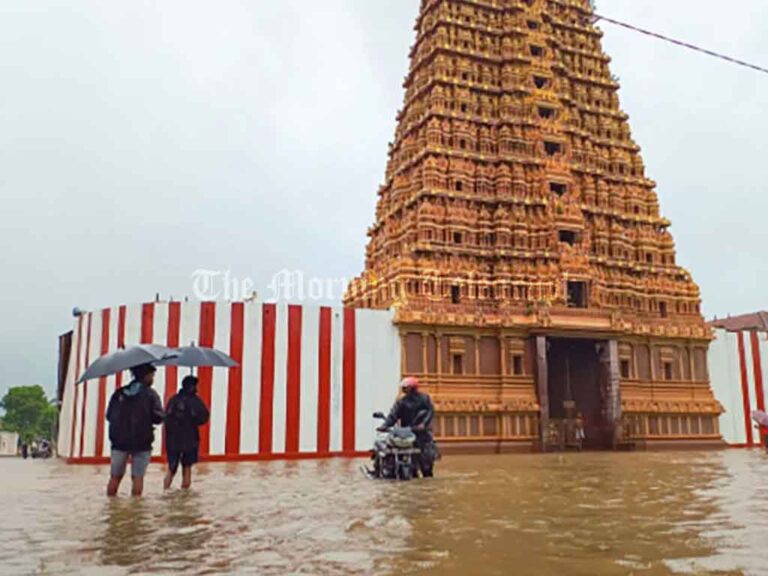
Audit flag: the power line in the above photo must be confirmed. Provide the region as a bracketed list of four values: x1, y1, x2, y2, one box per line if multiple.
[594, 14, 768, 77]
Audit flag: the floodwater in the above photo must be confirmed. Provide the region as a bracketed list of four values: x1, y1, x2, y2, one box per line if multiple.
[1, 452, 768, 575]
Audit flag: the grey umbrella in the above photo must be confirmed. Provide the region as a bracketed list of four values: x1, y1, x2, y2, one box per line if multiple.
[77, 344, 178, 383]
[753, 410, 768, 428]
[155, 345, 238, 368]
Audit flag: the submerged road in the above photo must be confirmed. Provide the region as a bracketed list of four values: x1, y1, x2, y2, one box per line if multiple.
[1, 451, 766, 575]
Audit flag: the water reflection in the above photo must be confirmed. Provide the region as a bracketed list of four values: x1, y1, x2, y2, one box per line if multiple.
[97, 494, 215, 572]
[1, 452, 766, 575]
[396, 454, 734, 575]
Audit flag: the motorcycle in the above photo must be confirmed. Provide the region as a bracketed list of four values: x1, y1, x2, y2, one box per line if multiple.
[362, 412, 420, 481]
[31, 440, 52, 459]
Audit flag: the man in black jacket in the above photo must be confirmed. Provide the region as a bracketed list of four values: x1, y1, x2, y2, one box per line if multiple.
[164, 375, 210, 490]
[106, 364, 164, 497]
[379, 377, 437, 478]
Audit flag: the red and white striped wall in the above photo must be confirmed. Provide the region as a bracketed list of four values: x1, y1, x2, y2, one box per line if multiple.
[710, 328, 768, 446]
[58, 302, 401, 463]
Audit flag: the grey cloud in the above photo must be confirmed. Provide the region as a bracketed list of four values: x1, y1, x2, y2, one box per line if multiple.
[0, 0, 765, 399]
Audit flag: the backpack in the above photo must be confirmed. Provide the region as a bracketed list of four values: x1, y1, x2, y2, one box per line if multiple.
[165, 393, 205, 452]
[168, 393, 207, 426]
[169, 395, 189, 421]
[108, 387, 154, 451]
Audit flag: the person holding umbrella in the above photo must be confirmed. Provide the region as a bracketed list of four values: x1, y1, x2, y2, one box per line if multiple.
[156, 343, 236, 490]
[80, 340, 235, 495]
[105, 363, 165, 497]
[163, 375, 210, 490]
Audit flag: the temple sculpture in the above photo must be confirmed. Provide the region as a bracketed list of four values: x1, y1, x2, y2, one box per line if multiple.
[345, 0, 722, 451]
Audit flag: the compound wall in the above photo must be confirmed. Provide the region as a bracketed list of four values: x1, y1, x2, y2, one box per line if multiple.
[59, 307, 768, 461]
[58, 302, 401, 463]
[710, 328, 768, 446]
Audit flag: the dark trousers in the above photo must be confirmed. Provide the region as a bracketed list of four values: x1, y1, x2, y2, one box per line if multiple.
[415, 433, 436, 478]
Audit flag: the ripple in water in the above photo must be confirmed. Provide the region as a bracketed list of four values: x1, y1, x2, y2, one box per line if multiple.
[1, 451, 767, 575]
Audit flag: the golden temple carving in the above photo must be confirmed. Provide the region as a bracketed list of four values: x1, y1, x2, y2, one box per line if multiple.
[345, 0, 722, 451]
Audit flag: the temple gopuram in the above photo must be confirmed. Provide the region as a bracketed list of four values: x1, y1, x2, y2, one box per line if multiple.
[345, 0, 723, 451]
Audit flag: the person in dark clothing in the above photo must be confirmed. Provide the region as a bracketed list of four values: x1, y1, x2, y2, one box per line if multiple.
[378, 377, 437, 478]
[105, 363, 164, 497]
[164, 375, 210, 490]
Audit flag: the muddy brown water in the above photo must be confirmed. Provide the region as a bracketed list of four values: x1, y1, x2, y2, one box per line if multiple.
[1, 452, 767, 575]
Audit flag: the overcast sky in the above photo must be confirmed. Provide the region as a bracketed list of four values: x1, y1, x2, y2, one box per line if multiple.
[1, 0, 767, 400]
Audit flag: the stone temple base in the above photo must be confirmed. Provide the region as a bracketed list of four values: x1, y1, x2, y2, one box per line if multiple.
[398, 323, 724, 453]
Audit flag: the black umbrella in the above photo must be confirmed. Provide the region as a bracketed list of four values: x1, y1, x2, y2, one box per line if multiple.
[77, 344, 178, 383]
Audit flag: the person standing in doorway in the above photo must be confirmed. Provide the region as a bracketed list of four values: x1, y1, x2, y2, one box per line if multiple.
[106, 364, 164, 497]
[164, 375, 210, 490]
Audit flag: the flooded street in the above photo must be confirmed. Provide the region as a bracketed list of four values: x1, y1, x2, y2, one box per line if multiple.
[2, 452, 768, 575]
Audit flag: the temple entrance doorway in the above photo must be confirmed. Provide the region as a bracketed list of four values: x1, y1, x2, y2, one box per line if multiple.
[544, 338, 614, 450]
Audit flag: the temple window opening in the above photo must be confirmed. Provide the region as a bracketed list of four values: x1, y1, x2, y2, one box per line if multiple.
[452, 354, 465, 375]
[544, 141, 562, 156]
[512, 355, 524, 376]
[620, 359, 631, 379]
[567, 281, 588, 308]
[538, 107, 556, 120]
[559, 230, 577, 246]
[451, 285, 461, 304]
[550, 182, 567, 196]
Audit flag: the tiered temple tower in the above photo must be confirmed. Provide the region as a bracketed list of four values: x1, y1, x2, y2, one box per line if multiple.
[345, 0, 722, 451]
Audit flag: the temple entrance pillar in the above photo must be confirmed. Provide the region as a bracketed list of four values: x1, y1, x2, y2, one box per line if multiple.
[535, 335, 549, 449]
[598, 340, 623, 448]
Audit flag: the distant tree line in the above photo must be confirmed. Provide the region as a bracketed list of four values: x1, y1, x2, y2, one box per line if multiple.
[0, 385, 57, 443]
